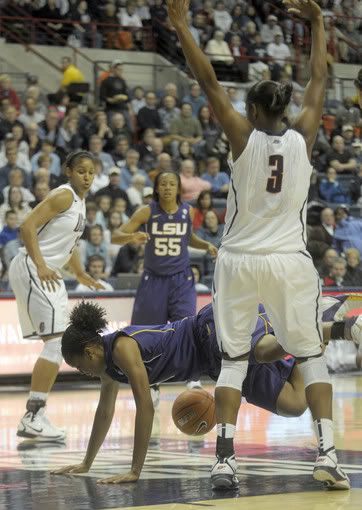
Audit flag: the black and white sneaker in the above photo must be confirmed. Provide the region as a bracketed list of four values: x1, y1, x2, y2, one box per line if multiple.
[313, 449, 350, 490]
[211, 455, 239, 490]
[17, 408, 66, 442]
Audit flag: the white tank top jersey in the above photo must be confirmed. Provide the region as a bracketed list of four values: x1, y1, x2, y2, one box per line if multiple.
[221, 128, 312, 254]
[19, 183, 86, 269]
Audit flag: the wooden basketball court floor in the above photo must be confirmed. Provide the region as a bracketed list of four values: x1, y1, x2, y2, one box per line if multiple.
[1, 376, 362, 510]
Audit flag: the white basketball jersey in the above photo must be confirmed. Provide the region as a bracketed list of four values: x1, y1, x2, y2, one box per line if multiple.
[221, 128, 312, 254]
[19, 184, 86, 269]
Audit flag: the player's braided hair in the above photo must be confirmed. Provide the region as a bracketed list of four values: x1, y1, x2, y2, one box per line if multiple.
[61, 301, 107, 362]
[65, 150, 95, 170]
[246, 80, 293, 117]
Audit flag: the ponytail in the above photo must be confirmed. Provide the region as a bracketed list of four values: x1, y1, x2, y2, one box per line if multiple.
[246, 80, 293, 117]
[61, 301, 107, 362]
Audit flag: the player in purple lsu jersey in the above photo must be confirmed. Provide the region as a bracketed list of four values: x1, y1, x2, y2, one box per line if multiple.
[52, 295, 362, 484]
[111, 171, 217, 325]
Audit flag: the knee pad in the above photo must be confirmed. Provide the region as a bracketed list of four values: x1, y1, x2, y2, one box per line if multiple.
[298, 356, 330, 389]
[215, 359, 249, 392]
[39, 337, 63, 366]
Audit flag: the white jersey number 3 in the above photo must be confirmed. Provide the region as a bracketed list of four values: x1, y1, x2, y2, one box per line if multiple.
[266, 155, 284, 194]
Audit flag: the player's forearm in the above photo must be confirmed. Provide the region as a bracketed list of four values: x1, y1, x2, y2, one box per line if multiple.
[67, 249, 85, 277]
[172, 21, 218, 91]
[83, 405, 115, 467]
[189, 233, 210, 251]
[20, 223, 46, 269]
[131, 402, 154, 475]
[111, 230, 137, 245]
[309, 14, 327, 79]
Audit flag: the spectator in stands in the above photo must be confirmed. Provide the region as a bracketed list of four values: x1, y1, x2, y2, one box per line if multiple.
[29, 181, 50, 208]
[135, 128, 155, 162]
[120, 148, 150, 190]
[118, 0, 142, 28]
[183, 83, 207, 117]
[150, 0, 167, 22]
[351, 142, 362, 167]
[26, 122, 42, 158]
[135, 0, 151, 23]
[343, 248, 362, 286]
[111, 136, 130, 169]
[0, 210, 18, 247]
[267, 32, 291, 81]
[111, 242, 144, 275]
[179, 159, 211, 201]
[34, 0, 64, 44]
[317, 247, 338, 279]
[126, 174, 146, 208]
[0, 74, 20, 111]
[192, 11, 213, 48]
[194, 105, 221, 161]
[83, 224, 111, 277]
[201, 156, 229, 197]
[18, 98, 44, 129]
[319, 167, 351, 204]
[249, 32, 268, 63]
[0, 105, 22, 142]
[186, 11, 200, 46]
[37, 109, 65, 148]
[196, 209, 223, 248]
[162, 82, 179, 105]
[0, 147, 28, 190]
[31, 140, 61, 176]
[204, 30, 234, 76]
[113, 196, 130, 224]
[11, 124, 29, 159]
[75, 255, 114, 292]
[94, 194, 111, 230]
[260, 14, 283, 44]
[228, 35, 249, 82]
[214, 1, 232, 33]
[333, 205, 362, 255]
[148, 152, 172, 182]
[288, 91, 303, 121]
[131, 86, 146, 115]
[99, 2, 120, 49]
[142, 186, 154, 206]
[60, 115, 83, 152]
[341, 124, 357, 149]
[89, 158, 109, 194]
[103, 208, 125, 265]
[335, 97, 361, 129]
[0, 186, 32, 227]
[82, 201, 98, 240]
[323, 257, 348, 287]
[1, 168, 34, 204]
[88, 134, 114, 174]
[60, 56, 85, 92]
[95, 166, 130, 209]
[88, 110, 114, 147]
[193, 189, 214, 231]
[350, 160, 362, 205]
[137, 91, 162, 135]
[0, 136, 31, 173]
[24, 85, 47, 116]
[71, 0, 103, 48]
[99, 60, 129, 116]
[159, 95, 180, 133]
[226, 87, 246, 115]
[169, 102, 203, 157]
[240, 20, 257, 51]
[327, 135, 357, 173]
[191, 264, 210, 292]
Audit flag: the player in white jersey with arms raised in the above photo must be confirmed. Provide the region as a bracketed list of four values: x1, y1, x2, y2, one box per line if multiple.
[9, 150, 104, 441]
[167, 0, 349, 490]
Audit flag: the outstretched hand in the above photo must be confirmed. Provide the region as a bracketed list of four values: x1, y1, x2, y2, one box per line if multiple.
[166, 0, 190, 27]
[283, 0, 322, 20]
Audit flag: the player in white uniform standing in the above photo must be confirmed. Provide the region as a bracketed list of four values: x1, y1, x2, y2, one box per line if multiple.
[9, 150, 104, 441]
[168, 0, 350, 490]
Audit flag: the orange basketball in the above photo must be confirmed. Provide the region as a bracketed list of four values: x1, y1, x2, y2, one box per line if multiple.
[172, 389, 216, 436]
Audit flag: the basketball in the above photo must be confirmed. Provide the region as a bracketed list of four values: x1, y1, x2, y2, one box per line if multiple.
[172, 389, 216, 436]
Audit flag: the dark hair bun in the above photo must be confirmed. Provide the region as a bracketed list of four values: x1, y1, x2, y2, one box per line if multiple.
[269, 83, 293, 115]
[69, 301, 108, 333]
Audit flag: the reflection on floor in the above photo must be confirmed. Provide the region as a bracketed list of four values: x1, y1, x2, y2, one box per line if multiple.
[0, 376, 362, 510]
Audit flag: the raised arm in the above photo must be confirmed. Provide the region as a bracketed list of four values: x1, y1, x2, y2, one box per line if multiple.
[167, 0, 252, 160]
[111, 205, 150, 245]
[288, 0, 327, 157]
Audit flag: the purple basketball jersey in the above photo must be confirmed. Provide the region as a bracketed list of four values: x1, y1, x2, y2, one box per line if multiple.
[144, 201, 192, 275]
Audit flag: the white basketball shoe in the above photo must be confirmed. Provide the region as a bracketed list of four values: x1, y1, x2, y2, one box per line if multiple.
[211, 455, 239, 489]
[17, 408, 66, 442]
[349, 315, 362, 346]
[313, 449, 350, 490]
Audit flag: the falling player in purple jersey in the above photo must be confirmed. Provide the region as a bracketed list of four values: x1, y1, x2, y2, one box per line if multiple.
[52, 295, 362, 484]
[112, 171, 217, 325]
[112, 170, 217, 394]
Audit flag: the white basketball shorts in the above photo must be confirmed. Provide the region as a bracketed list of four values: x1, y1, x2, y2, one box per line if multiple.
[8, 253, 68, 338]
[212, 249, 323, 359]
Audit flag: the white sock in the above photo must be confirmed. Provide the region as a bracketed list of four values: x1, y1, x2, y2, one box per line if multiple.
[29, 391, 48, 402]
[314, 418, 335, 453]
[217, 423, 236, 439]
